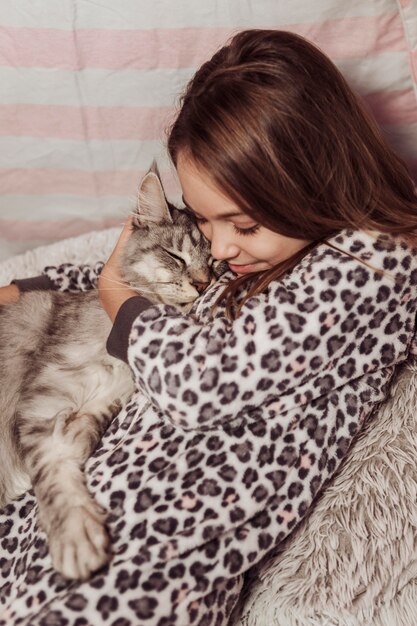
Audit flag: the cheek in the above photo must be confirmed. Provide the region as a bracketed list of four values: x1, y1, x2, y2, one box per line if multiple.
[262, 236, 308, 264]
[248, 237, 282, 263]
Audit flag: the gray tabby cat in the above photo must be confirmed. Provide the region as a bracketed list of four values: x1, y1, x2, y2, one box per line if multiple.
[0, 168, 218, 581]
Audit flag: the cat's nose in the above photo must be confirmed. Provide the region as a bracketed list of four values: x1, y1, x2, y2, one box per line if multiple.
[192, 281, 209, 294]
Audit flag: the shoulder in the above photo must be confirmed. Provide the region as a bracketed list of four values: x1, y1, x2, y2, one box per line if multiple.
[282, 228, 417, 295]
[318, 228, 417, 273]
[238, 228, 417, 336]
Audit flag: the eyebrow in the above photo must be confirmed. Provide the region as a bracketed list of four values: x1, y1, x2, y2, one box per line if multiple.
[181, 195, 244, 219]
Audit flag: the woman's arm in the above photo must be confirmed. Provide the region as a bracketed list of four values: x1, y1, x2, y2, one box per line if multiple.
[117, 245, 411, 432]
[43, 261, 105, 292]
[0, 261, 105, 304]
[0, 283, 20, 304]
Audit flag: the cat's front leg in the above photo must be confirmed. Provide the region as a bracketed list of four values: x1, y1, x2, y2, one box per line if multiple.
[18, 401, 119, 580]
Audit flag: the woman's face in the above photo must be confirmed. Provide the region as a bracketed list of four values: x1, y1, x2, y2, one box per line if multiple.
[176, 155, 311, 275]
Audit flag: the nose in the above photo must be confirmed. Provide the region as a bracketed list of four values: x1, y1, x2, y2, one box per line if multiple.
[209, 226, 240, 261]
[192, 281, 209, 294]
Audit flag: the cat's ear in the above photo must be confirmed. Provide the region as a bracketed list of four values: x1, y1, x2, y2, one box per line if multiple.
[134, 164, 172, 226]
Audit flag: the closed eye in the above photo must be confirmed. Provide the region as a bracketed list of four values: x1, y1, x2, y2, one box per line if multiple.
[189, 213, 258, 234]
[233, 224, 261, 236]
[182, 206, 259, 235]
[166, 250, 186, 266]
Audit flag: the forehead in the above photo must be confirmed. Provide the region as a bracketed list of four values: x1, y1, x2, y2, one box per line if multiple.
[177, 155, 245, 219]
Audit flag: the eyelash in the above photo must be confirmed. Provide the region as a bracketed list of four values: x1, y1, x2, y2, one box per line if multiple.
[233, 223, 261, 236]
[193, 216, 261, 236]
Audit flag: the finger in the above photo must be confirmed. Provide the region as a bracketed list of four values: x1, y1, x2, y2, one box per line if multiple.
[121, 214, 134, 232]
[116, 216, 134, 247]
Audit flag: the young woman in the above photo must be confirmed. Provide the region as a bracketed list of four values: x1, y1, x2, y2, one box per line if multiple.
[1, 29, 417, 626]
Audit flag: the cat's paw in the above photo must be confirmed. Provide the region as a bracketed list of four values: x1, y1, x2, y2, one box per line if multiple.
[48, 503, 110, 580]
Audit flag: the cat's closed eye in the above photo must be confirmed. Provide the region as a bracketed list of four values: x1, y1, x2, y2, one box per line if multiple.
[165, 250, 186, 266]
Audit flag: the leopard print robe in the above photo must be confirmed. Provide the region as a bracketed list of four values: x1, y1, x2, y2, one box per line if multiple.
[1, 228, 417, 626]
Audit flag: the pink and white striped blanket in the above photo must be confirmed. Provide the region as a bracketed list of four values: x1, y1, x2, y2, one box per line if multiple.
[1, 0, 417, 260]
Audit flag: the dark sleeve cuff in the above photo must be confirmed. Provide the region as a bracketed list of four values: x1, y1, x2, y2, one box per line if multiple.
[106, 296, 153, 363]
[11, 275, 55, 292]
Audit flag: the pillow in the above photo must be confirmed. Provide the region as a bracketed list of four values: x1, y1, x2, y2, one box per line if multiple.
[1, 0, 416, 261]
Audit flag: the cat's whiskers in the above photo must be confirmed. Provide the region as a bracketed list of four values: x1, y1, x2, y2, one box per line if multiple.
[98, 275, 131, 289]
[99, 275, 171, 292]
[98, 287, 155, 293]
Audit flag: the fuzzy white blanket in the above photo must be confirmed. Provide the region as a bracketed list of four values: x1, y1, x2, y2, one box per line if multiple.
[0, 228, 120, 286]
[1, 230, 417, 626]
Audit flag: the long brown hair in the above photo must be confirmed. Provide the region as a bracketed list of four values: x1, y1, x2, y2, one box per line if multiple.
[167, 29, 417, 316]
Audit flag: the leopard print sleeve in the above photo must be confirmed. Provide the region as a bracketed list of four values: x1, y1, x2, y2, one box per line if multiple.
[126, 231, 417, 433]
[42, 262, 104, 292]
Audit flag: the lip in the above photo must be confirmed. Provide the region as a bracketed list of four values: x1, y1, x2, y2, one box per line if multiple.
[228, 262, 260, 274]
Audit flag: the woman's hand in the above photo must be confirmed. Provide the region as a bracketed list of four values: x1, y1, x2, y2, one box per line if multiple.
[0, 283, 20, 305]
[98, 217, 138, 322]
